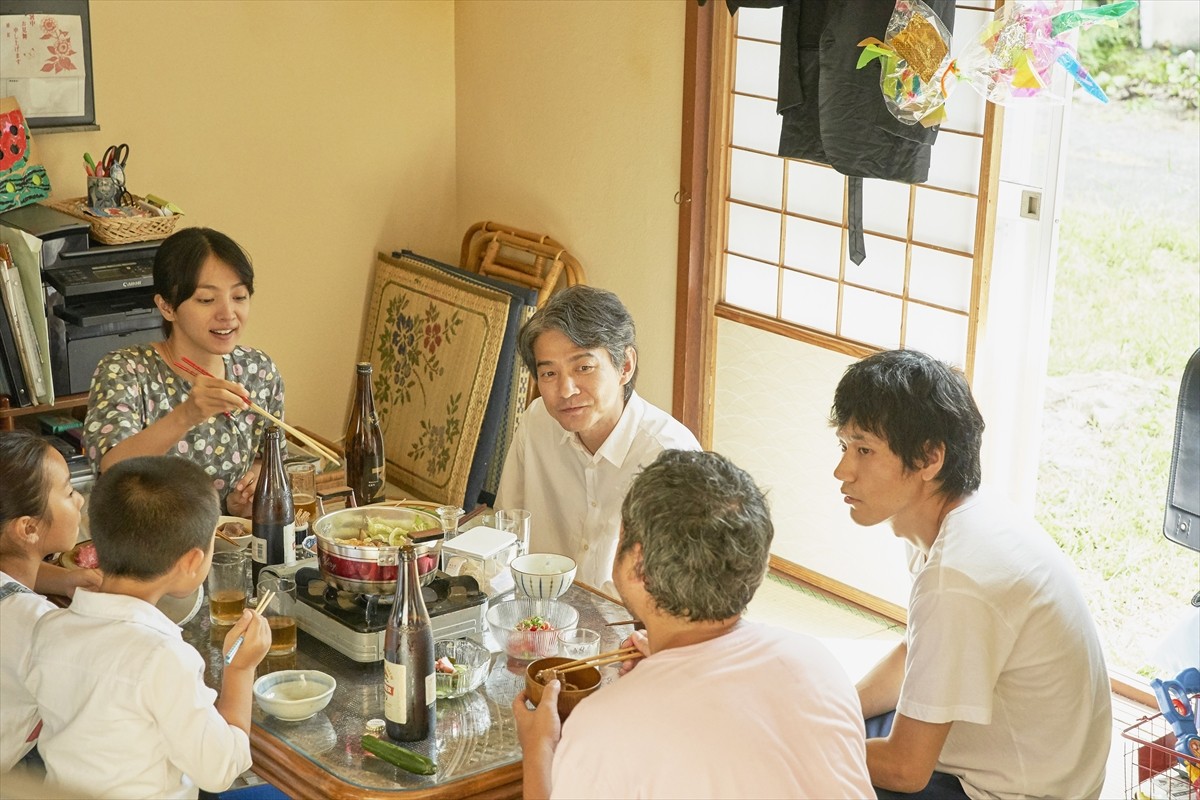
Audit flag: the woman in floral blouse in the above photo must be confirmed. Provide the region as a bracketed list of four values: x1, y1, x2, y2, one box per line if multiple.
[83, 228, 284, 516]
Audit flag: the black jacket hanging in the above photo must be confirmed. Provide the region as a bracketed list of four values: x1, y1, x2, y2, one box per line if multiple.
[724, 0, 957, 262]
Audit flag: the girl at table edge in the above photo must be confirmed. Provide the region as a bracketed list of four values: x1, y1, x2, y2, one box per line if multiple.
[82, 227, 285, 517]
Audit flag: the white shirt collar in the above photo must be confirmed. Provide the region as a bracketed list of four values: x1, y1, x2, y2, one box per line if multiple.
[67, 587, 182, 638]
[560, 391, 647, 467]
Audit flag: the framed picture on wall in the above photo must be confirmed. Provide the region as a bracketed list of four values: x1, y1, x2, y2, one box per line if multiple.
[0, 0, 96, 130]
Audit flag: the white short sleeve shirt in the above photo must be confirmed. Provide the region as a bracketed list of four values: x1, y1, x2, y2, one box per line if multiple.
[550, 621, 877, 799]
[898, 493, 1112, 800]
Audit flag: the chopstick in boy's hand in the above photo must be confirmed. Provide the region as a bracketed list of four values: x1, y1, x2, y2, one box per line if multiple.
[223, 589, 274, 665]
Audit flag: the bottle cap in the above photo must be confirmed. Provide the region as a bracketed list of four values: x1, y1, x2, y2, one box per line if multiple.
[365, 718, 386, 735]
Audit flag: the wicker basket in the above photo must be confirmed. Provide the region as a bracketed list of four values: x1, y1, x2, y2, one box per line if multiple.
[45, 196, 181, 245]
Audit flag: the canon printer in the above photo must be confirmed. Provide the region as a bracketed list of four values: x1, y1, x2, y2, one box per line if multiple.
[0, 204, 162, 397]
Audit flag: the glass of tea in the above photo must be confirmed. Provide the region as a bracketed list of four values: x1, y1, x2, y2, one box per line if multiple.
[286, 462, 319, 521]
[208, 551, 249, 626]
[256, 575, 298, 656]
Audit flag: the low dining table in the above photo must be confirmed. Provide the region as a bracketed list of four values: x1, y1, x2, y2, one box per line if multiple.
[181, 580, 631, 800]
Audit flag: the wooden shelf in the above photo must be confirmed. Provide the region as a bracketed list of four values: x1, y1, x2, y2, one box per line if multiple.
[0, 392, 89, 430]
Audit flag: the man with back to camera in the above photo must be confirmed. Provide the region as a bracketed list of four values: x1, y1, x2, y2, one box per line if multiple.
[494, 286, 700, 597]
[512, 449, 877, 799]
[831, 348, 1111, 799]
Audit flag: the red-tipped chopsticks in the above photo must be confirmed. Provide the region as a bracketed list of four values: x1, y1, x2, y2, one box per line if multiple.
[174, 357, 341, 466]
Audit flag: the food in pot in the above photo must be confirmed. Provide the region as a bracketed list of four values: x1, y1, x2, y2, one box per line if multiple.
[331, 517, 430, 547]
[73, 541, 99, 569]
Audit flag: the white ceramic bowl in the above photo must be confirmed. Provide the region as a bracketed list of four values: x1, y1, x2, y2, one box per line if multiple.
[510, 553, 577, 600]
[486, 598, 579, 661]
[215, 516, 253, 549]
[253, 670, 336, 721]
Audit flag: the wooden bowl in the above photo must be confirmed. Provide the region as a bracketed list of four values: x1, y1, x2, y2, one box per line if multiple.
[525, 656, 602, 720]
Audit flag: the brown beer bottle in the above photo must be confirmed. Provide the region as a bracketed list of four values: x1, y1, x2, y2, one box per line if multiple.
[383, 545, 435, 742]
[345, 362, 386, 505]
[251, 426, 295, 587]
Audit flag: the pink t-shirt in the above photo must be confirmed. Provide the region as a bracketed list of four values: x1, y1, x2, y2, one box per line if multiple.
[550, 620, 876, 799]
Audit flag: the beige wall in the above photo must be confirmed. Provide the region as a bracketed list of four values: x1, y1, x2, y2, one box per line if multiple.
[31, 0, 458, 438]
[27, 0, 685, 433]
[453, 0, 686, 410]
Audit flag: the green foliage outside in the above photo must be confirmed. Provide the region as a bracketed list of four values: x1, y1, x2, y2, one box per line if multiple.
[1036, 9, 1200, 679]
[1079, 1, 1200, 110]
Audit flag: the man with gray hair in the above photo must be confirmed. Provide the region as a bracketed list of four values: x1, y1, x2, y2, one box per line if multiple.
[495, 285, 699, 596]
[512, 450, 875, 799]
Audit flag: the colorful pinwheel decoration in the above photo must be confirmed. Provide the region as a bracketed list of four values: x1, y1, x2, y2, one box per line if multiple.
[858, 0, 1138, 127]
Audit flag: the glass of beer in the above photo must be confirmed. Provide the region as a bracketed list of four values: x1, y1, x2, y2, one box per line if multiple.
[208, 551, 249, 626]
[256, 575, 298, 655]
[287, 462, 319, 521]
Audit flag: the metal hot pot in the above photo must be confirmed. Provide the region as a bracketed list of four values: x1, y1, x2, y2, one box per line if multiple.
[311, 505, 442, 596]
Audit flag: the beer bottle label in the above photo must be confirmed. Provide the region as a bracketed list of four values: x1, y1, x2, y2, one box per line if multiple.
[425, 672, 435, 705]
[251, 536, 267, 564]
[283, 523, 296, 566]
[383, 660, 407, 724]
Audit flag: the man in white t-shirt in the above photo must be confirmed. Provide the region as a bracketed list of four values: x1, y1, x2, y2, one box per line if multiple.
[832, 349, 1111, 800]
[512, 450, 876, 799]
[495, 286, 699, 596]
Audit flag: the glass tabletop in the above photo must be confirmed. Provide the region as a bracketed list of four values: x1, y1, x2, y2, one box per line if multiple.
[183, 582, 632, 794]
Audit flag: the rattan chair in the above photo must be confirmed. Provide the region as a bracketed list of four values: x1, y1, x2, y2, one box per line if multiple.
[459, 221, 586, 306]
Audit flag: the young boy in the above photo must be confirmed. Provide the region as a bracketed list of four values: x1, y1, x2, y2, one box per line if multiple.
[26, 455, 270, 799]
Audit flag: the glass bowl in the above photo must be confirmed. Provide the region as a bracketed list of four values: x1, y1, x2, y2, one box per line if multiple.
[434, 638, 492, 699]
[486, 597, 579, 661]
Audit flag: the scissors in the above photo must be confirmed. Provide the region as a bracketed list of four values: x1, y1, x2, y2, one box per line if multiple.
[101, 143, 130, 176]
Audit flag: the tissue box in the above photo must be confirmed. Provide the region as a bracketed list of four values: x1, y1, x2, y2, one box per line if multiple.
[442, 525, 519, 597]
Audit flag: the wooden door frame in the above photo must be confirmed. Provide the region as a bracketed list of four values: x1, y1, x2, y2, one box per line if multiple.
[672, 0, 715, 442]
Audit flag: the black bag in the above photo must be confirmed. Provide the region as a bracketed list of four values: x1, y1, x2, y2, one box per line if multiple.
[1164, 347, 1200, 553]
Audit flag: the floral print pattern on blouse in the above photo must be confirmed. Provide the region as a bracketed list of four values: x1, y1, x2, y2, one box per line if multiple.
[84, 345, 285, 510]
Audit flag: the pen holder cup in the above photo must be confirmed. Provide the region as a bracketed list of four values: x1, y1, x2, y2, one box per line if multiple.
[87, 176, 120, 209]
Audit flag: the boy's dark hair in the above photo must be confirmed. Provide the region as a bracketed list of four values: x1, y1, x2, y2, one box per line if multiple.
[0, 430, 55, 525]
[154, 227, 255, 337]
[830, 349, 984, 498]
[517, 285, 638, 403]
[89, 456, 219, 579]
[618, 450, 773, 622]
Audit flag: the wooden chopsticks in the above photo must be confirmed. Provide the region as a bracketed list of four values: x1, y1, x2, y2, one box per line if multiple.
[538, 646, 641, 681]
[223, 588, 275, 665]
[174, 357, 341, 466]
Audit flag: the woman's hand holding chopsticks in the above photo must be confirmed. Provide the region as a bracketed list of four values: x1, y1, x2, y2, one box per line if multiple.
[178, 371, 252, 426]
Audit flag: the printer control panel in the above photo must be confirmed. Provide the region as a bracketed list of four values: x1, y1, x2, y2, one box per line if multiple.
[45, 261, 154, 297]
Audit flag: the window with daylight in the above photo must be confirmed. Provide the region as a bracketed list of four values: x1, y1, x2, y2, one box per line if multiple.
[716, 2, 1001, 373]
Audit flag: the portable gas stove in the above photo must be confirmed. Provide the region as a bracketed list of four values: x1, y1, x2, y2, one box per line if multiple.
[280, 563, 488, 663]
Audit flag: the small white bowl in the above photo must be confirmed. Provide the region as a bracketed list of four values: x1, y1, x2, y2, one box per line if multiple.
[253, 670, 336, 721]
[510, 553, 577, 600]
[215, 516, 253, 549]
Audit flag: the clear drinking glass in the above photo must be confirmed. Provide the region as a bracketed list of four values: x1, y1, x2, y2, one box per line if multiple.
[207, 550, 249, 625]
[256, 575, 298, 656]
[436, 505, 463, 571]
[497, 509, 532, 559]
[557, 628, 601, 660]
[286, 462, 318, 521]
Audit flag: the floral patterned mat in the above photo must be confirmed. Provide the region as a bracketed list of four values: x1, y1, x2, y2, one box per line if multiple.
[361, 252, 513, 505]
